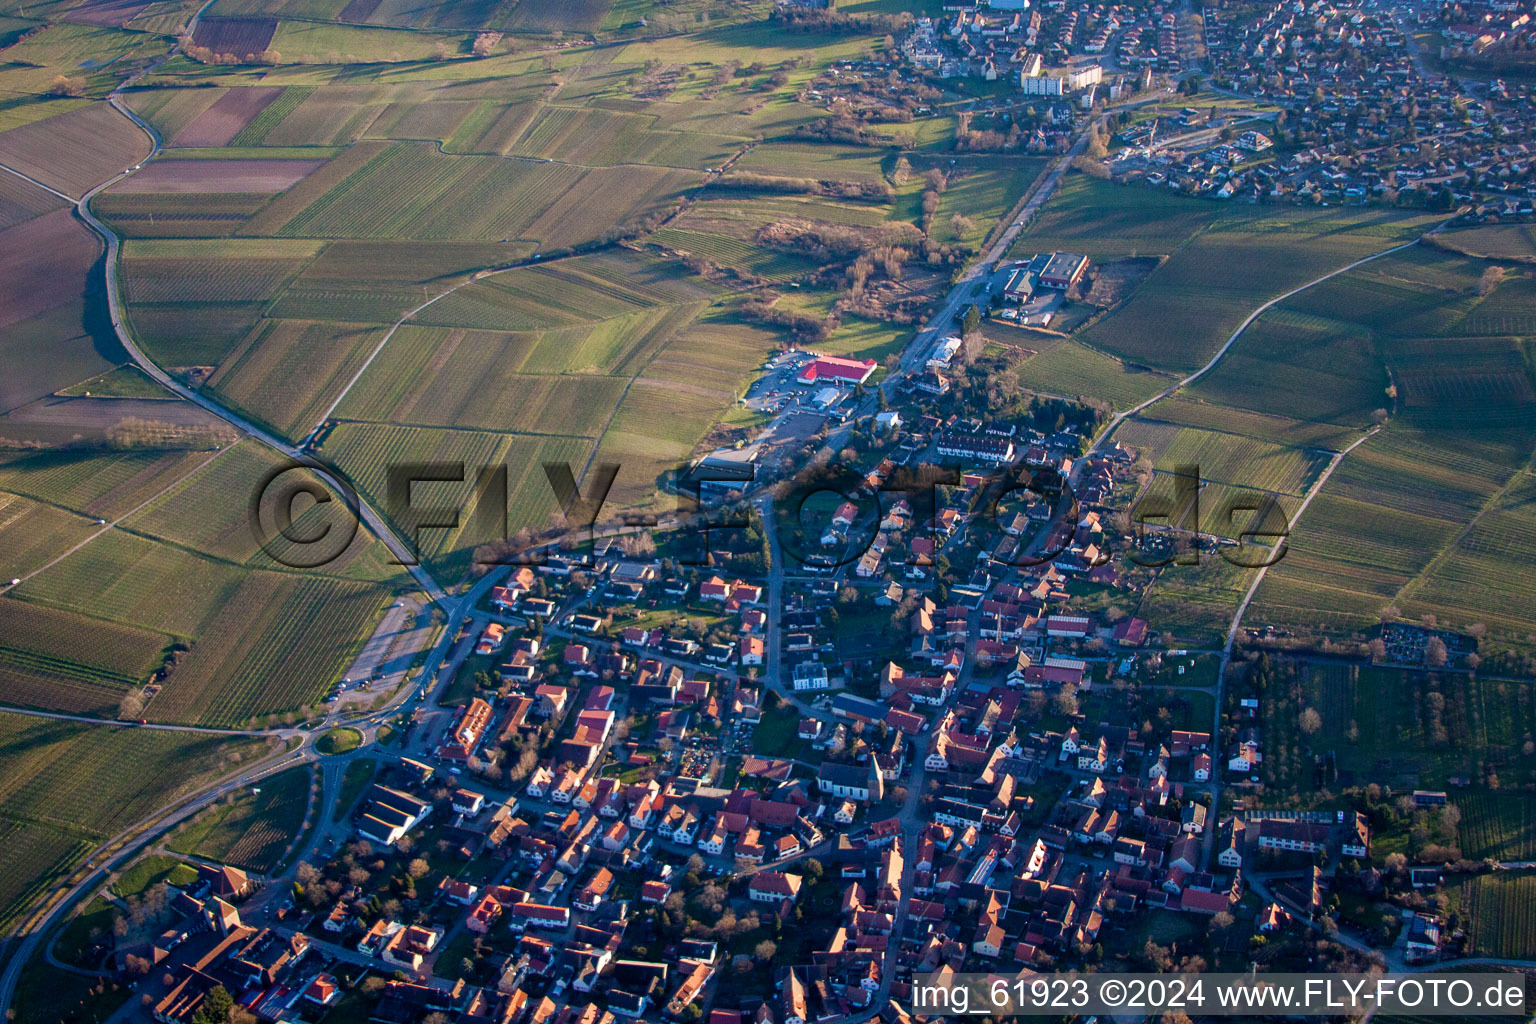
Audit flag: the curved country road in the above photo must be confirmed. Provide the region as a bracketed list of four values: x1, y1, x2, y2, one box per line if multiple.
[67, 87, 449, 604]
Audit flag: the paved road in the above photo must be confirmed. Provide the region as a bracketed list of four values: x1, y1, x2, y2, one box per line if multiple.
[755, 495, 839, 725]
[889, 126, 1098, 382]
[0, 745, 308, 1015]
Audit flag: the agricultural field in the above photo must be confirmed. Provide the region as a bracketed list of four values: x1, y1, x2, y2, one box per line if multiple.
[593, 313, 785, 510]
[1261, 662, 1536, 792]
[166, 764, 312, 871]
[1133, 556, 1250, 648]
[1239, 252, 1536, 648]
[736, 142, 889, 184]
[58, 364, 170, 398]
[1430, 224, 1536, 262]
[0, 101, 150, 198]
[191, 15, 276, 56]
[1184, 309, 1386, 432]
[506, 0, 613, 33]
[0, 493, 99, 580]
[1254, 480, 1488, 634]
[112, 157, 325, 193]
[0, 23, 164, 121]
[0, 437, 401, 725]
[1031, 200, 1536, 654]
[254, 141, 700, 244]
[68, 11, 1050, 579]
[0, 597, 171, 716]
[1141, 395, 1362, 451]
[1446, 872, 1536, 958]
[121, 440, 403, 580]
[925, 158, 1046, 246]
[206, 318, 392, 436]
[1114, 420, 1329, 498]
[266, 22, 468, 63]
[502, 105, 744, 169]
[0, 172, 65, 232]
[169, 87, 284, 147]
[16, 545, 391, 725]
[1011, 173, 1441, 375]
[1455, 793, 1536, 863]
[0, 209, 124, 413]
[0, 446, 216, 521]
[319, 421, 594, 576]
[1008, 336, 1175, 410]
[0, 711, 274, 933]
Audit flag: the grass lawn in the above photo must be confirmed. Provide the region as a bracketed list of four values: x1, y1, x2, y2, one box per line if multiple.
[1143, 652, 1222, 688]
[319, 988, 376, 1024]
[57, 365, 170, 399]
[52, 896, 116, 968]
[333, 758, 376, 821]
[753, 700, 805, 760]
[316, 727, 363, 755]
[433, 930, 479, 979]
[822, 315, 910, 368]
[112, 853, 193, 898]
[14, 959, 131, 1024]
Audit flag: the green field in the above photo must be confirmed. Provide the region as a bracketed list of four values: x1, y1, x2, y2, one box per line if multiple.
[1011, 174, 1441, 375]
[1015, 200, 1536, 654]
[1134, 556, 1251, 648]
[75, 18, 1046, 581]
[0, 598, 171, 716]
[57, 365, 170, 399]
[319, 421, 593, 576]
[1456, 793, 1536, 863]
[1010, 336, 1176, 410]
[316, 726, 362, 754]
[333, 758, 376, 819]
[1116, 421, 1329, 498]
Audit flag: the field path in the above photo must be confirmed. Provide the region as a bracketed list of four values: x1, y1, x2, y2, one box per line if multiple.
[305, 140, 761, 463]
[1221, 423, 1383, 658]
[1090, 237, 1426, 449]
[64, 88, 449, 605]
[0, 161, 76, 203]
[302, 269, 518, 447]
[0, 701, 286, 736]
[1070, 226, 1448, 873]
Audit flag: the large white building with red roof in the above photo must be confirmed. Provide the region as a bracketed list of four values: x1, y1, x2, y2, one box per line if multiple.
[797, 356, 877, 386]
